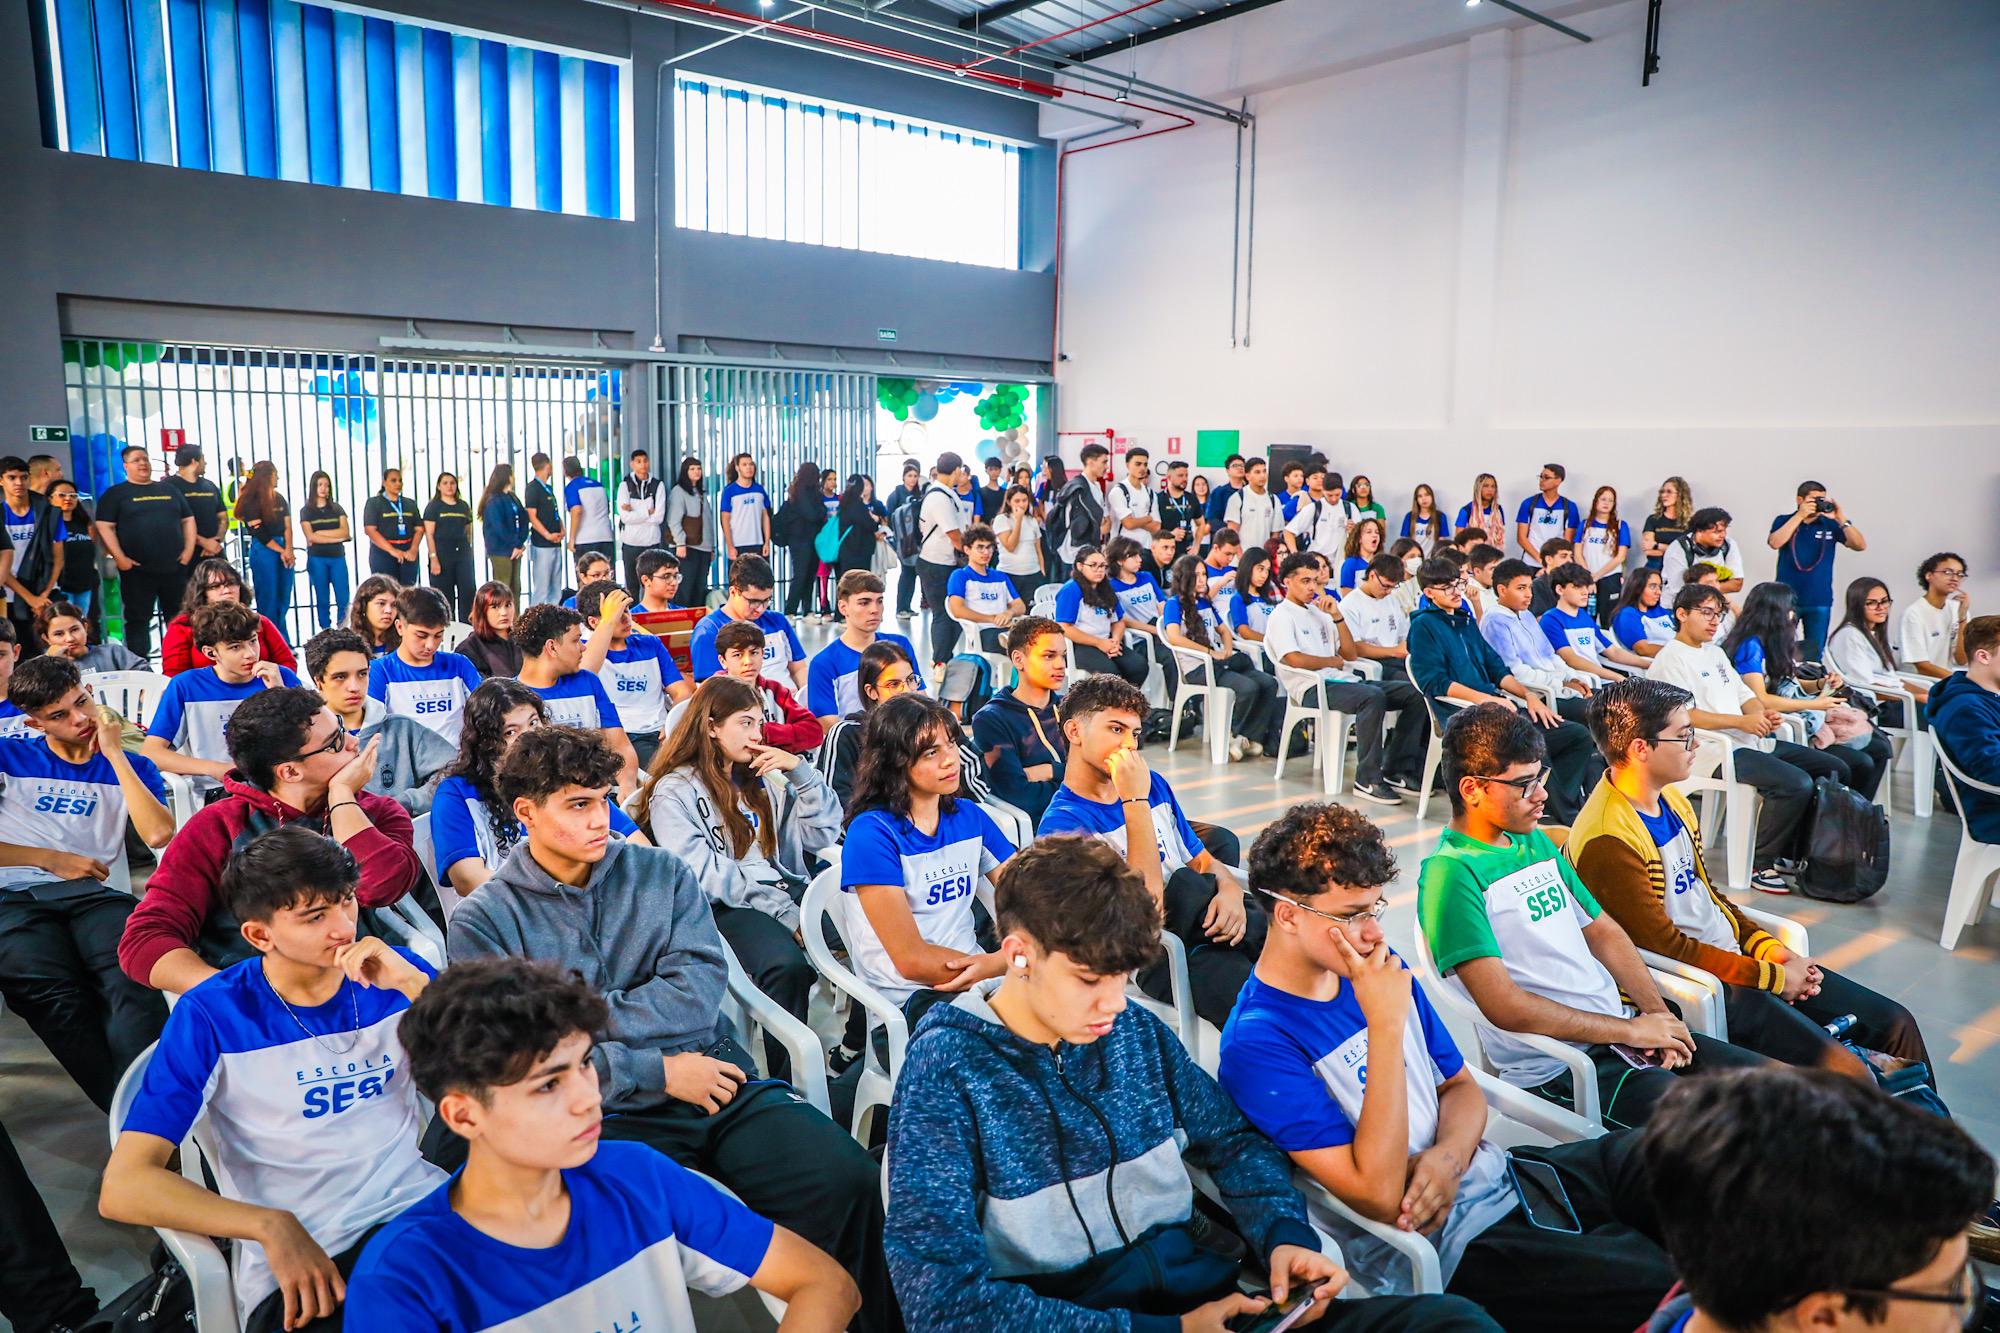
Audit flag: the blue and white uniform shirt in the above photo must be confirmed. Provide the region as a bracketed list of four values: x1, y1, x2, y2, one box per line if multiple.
[806, 632, 923, 719]
[688, 609, 805, 687]
[1538, 607, 1613, 665]
[120, 953, 446, 1319]
[0, 699, 31, 739]
[526, 671, 622, 732]
[366, 652, 483, 747]
[1053, 581, 1119, 640]
[564, 475, 614, 545]
[947, 567, 1018, 621]
[1040, 770, 1202, 877]
[1110, 574, 1165, 627]
[149, 666, 301, 789]
[598, 636, 686, 736]
[840, 803, 1015, 1003]
[718, 483, 771, 550]
[0, 737, 166, 891]
[432, 777, 641, 879]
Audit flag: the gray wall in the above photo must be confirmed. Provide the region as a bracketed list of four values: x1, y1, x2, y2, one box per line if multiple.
[0, 0, 1058, 450]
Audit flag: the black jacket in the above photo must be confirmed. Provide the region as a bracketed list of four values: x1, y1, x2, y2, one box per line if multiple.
[3, 492, 64, 597]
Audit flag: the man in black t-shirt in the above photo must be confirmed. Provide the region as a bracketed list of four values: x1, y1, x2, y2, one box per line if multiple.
[1155, 459, 1203, 562]
[523, 451, 564, 606]
[93, 446, 196, 657]
[170, 444, 226, 561]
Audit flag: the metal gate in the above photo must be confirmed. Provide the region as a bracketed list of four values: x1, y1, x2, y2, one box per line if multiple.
[654, 363, 879, 607]
[60, 338, 622, 644]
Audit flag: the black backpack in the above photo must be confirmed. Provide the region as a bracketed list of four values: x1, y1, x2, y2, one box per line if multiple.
[79, 1246, 195, 1332]
[1796, 775, 1891, 902]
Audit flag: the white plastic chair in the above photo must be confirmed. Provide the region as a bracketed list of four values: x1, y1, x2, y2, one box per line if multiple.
[1030, 584, 1060, 618]
[1409, 927, 1604, 1129]
[1294, 1066, 1599, 1295]
[689, 1170, 789, 1322]
[441, 621, 475, 651]
[86, 669, 172, 729]
[1640, 902, 1814, 1041]
[1669, 735, 1763, 891]
[1869, 674, 1937, 818]
[975, 795, 1035, 848]
[718, 937, 831, 1118]
[162, 773, 202, 830]
[109, 1045, 239, 1332]
[949, 607, 1013, 685]
[800, 867, 910, 1146]
[105, 839, 136, 896]
[410, 811, 465, 922]
[1405, 656, 1467, 822]
[1934, 741, 2000, 950]
[1164, 644, 1235, 766]
[1270, 668, 1355, 796]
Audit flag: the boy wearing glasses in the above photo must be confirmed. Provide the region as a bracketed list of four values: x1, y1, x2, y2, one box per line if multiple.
[1515, 464, 1578, 562]
[1416, 704, 1764, 1129]
[1569, 678, 1932, 1079]
[1900, 551, 1972, 679]
[688, 555, 808, 691]
[1221, 802, 1675, 1328]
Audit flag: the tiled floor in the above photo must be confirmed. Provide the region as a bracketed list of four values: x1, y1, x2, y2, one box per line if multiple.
[5, 612, 1995, 1331]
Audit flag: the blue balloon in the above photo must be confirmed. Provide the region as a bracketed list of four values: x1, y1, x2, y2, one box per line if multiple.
[913, 392, 940, 422]
[951, 380, 985, 395]
[976, 437, 1001, 462]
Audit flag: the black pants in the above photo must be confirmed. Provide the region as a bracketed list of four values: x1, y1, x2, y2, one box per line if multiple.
[244, 1225, 383, 1333]
[918, 559, 959, 664]
[0, 883, 167, 1111]
[117, 561, 193, 657]
[1318, 1295, 1500, 1331]
[1594, 573, 1623, 627]
[1206, 651, 1281, 751]
[1529, 1034, 1768, 1129]
[1008, 571, 1046, 610]
[1075, 637, 1150, 687]
[0, 1116, 97, 1333]
[1808, 729, 1894, 802]
[622, 543, 651, 595]
[575, 539, 615, 569]
[1134, 866, 1269, 1028]
[674, 547, 713, 608]
[1527, 712, 1601, 825]
[714, 903, 816, 1082]
[896, 559, 919, 615]
[785, 540, 822, 618]
[430, 548, 476, 621]
[1721, 967, 1929, 1081]
[629, 730, 661, 772]
[430, 1082, 898, 1333]
[1734, 740, 1851, 868]
[1447, 1131, 1673, 1333]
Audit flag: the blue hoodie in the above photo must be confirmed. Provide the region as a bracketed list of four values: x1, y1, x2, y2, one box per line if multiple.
[970, 688, 1066, 822]
[1408, 598, 1510, 703]
[885, 983, 1320, 1333]
[1928, 670, 2000, 843]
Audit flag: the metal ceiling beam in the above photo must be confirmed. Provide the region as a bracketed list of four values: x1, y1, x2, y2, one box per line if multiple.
[1066, 0, 1288, 64]
[956, 0, 1046, 28]
[1483, 0, 1593, 43]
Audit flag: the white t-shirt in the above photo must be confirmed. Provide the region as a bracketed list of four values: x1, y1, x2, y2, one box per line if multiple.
[918, 485, 963, 565]
[1898, 597, 1964, 673]
[1106, 480, 1155, 535]
[1285, 496, 1355, 558]
[994, 512, 1042, 576]
[1338, 588, 1407, 650]
[1649, 638, 1766, 770]
[1263, 598, 1345, 698]
[1227, 487, 1283, 552]
[1660, 536, 1743, 589]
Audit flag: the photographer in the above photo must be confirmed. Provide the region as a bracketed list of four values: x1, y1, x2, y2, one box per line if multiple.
[1766, 481, 1864, 659]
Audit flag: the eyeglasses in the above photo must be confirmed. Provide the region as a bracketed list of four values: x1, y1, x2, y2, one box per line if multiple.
[291, 728, 347, 763]
[1429, 580, 1468, 596]
[1688, 605, 1725, 621]
[1258, 889, 1390, 929]
[1647, 730, 1698, 752]
[1934, 568, 1967, 580]
[1837, 1258, 1987, 1329]
[740, 595, 773, 610]
[1862, 596, 1893, 609]
[1471, 765, 1552, 796]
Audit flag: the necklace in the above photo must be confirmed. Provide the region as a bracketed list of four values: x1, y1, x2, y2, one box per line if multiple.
[264, 963, 363, 1056]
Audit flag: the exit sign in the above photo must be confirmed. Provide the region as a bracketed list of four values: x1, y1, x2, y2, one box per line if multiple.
[876, 328, 898, 343]
[29, 425, 69, 444]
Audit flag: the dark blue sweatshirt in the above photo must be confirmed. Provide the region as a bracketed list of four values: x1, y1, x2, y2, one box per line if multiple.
[971, 688, 1066, 823]
[1929, 670, 2000, 843]
[1409, 599, 1510, 702]
[885, 984, 1319, 1333]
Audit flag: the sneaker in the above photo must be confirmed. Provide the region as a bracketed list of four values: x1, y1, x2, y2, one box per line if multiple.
[1352, 780, 1404, 806]
[1242, 738, 1265, 758]
[1227, 736, 1248, 763]
[1751, 869, 1792, 894]
[828, 1043, 862, 1077]
[1383, 773, 1419, 793]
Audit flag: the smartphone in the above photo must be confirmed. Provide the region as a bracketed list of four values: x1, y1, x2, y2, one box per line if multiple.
[1610, 1042, 1663, 1070]
[1228, 1281, 1329, 1333]
[1506, 1155, 1582, 1234]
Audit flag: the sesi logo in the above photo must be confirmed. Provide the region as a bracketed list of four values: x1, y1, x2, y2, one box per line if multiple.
[924, 873, 974, 907]
[413, 696, 455, 714]
[301, 1067, 397, 1118]
[33, 793, 100, 816]
[615, 677, 650, 693]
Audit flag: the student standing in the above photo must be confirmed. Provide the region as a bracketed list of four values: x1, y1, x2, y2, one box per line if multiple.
[718, 452, 773, 571]
[561, 457, 614, 572]
[1349, 472, 1387, 524]
[361, 467, 423, 584]
[1400, 483, 1451, 558]
[835, 474, 882, 581]
[776, 462, 830, 623]
[665, 456, 717, 607]
[1514, 463, 1578, 561]
[1639, 476, 1692, 573]
[298, 470, 351, 631]
[992, 484, 1045, 608]
[0, 455, 63, 652]
[616, 449, 665, 592]
[1767, 480, 1865, 659]
[522, 453, 565, 606]
[916, 454, 972, 669]
[170, 442, 227, 562]
[94, 443, 197, 657]
[420, 472, 476, 621]
[101, 826, 445, 1333]
[365, 587, 483, 748]
[47, 479, 100, 623]
[1154, 458, 1204, 562]
[885, 459, 924, 617]
[1456, 472, 1508, 550]
[1577, 485, 1630, 624]
[1106, 447, 1158, 538]
[476, 464, 527, 597]
[0, 656, 172, 1110]
[162, 557, 297, 675]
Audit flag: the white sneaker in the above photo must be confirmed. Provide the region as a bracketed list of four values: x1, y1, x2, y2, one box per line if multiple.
[1228, 736, 1249, 763]
[1242, 739, 1265, 758]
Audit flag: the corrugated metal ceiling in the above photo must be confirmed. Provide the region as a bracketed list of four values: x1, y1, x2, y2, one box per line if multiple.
[921, 0, 1283, 64]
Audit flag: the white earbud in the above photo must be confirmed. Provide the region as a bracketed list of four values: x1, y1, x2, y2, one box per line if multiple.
[1012, 956, 1028, 970]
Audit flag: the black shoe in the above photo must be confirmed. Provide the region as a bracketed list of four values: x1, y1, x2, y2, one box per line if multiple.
[1384, 773, 1419, 793]
[1352, 781, 1403, 807]
[828, 1043, 862, 1077]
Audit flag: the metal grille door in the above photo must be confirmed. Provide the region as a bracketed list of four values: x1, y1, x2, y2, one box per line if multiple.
[61, 339, 623, 645]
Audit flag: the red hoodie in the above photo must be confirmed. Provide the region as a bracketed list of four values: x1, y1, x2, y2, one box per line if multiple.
[755, 677, 825, 755]
[160, 613, 297, 676]
[117, 773, 419, 986]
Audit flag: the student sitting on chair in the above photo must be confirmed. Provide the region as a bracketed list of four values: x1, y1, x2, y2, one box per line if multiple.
[38, 598, 148, 673]
[840, 694, 1014, 1030]
[823, 639, 990, 809]
[1221, 802, 1675, 1328]
[580, 577, 690, 771]
[442, 725, 898, 1331]
[970, 617, 1069, 824]
[511, 601, 640, 796]
[688, 555, 808, 692]
[1160, 553, 1281, 764]
[0, 655, 171, 1111]
[886, 835, 1489, 1333]
[1569, 678, 1931, 1083]
[1229, 546, 1283, 644]
[1054, 545, 1151, 687]
[119, 686, 422, 995]
[0, 619, 24, 739]
[364, 587, 484, 748]
[1462, 543, 1505, 623]
[346, 958, 860, 1331]
[1609, 569, 1675, 660]
[1539, 564, 1649, 683]
[303, 628, 457, 813]
[557, 549, 613, 610]
[143, 600, 303, 793]
[430, 679, 648, 901]
[1039, 674, 1267, 1027]
[1264, 552, 1409, 805]
[643, 675, 839, 1034]
[1416, 704, 1766, 1129]
[947, 524, 1025, 656]
[806, 569, 923, 729]
[101, 827, 445, 1333]
[714, 619, 824, 756]
[1479, 559, 1598, 717]
[635, 545, 683, 615]
[1929, 614, 2000, 846]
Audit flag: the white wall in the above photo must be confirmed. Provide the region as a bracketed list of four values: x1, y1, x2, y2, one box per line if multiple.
[1052, 0, 2000, 600]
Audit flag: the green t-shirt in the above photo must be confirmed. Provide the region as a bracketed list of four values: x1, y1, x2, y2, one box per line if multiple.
[1417, 826, 1627, 1085]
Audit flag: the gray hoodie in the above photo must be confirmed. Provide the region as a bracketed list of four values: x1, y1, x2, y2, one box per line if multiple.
[447, 837, 728, 1111]
[356, 696, 456, 814]
[645, 759, 841, 929]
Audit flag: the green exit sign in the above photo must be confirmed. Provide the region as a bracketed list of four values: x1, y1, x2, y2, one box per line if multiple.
[876, 328, 898, 343]
[29, 425, 70, 444]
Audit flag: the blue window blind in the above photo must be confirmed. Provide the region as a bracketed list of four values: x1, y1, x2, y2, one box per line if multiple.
[40, 0, 631, 220]
[675, 72, 1023, 270]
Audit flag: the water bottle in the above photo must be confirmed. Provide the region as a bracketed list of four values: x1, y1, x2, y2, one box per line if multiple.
[1821, 1013, 1859, 1040]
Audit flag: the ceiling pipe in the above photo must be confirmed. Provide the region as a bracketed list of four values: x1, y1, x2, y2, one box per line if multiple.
[664, 2, 815, 66]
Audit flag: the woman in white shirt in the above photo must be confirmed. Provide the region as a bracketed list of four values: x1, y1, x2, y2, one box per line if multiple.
[1578, 486, 1631, 626]
[993, 484, 1045, 607]
[1828, 577, 1929, 730]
